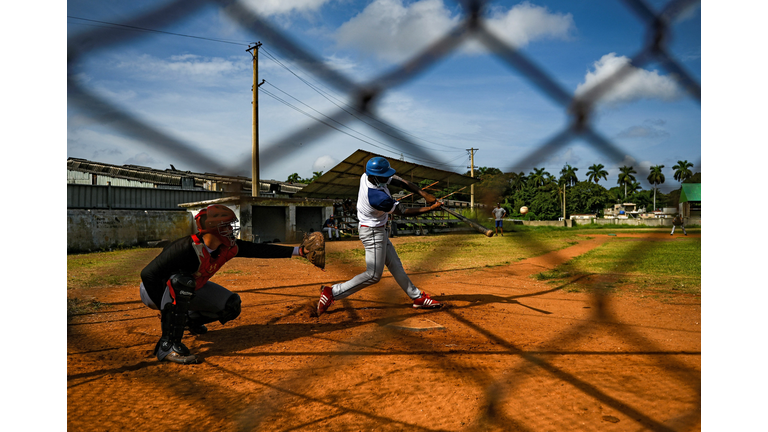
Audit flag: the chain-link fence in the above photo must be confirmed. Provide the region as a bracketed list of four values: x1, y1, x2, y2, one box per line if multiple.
[68, 0, 701, 430]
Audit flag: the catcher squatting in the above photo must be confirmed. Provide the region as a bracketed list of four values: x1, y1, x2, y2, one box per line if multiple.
[139, 156, 443, 365]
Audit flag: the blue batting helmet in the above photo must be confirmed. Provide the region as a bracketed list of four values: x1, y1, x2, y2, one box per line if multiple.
[365, 157, 396, 177]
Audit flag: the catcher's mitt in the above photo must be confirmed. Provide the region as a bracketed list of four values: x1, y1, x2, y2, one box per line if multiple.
[300, 231, 326, 270]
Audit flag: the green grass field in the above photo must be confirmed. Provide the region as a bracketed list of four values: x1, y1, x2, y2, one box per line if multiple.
[542, 236, 701, 299]
[67, 229, 701, 315]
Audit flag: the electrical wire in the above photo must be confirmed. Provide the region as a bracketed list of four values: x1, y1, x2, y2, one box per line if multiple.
[260, 46, 467, 152]
[67, 16, 251, 46]
[259, 85, 465, 168]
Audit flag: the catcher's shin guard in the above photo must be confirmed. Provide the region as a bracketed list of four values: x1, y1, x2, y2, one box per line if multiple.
[154, 276, 198, 364]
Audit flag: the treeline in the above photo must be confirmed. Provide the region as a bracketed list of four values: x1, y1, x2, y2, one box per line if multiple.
[425, 161, 700, 221]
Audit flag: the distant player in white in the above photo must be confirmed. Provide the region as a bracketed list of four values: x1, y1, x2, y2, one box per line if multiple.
[316, 157, 444, 316]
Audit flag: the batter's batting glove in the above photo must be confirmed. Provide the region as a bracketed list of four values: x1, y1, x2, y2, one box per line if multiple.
[300, 231, 326, 270]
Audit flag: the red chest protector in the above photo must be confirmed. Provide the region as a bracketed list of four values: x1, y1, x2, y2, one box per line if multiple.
[189, 233, 239, 289]
[166, 234, 239, 303]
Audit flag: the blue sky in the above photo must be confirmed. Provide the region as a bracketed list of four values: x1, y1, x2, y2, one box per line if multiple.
[67, 0, 701, 193]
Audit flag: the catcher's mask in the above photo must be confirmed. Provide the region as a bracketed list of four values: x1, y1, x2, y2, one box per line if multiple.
[194, 205, 240, 246]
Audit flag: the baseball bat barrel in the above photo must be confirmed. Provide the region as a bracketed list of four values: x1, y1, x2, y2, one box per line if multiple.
[441, 206, 494, 237]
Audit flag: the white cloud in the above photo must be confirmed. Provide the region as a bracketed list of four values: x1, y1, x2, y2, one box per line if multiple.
[334, 0, 573, 62]
[123, 152, 158, 166]
[335, 0, 457, 62]
[238, 0, 331, 17]
[313, 155, 338, 173]
[575, 53, 682, 105]
[116, 54, 248, 82]
[484, 1, 574, 48]
[615, 125, 670, 139]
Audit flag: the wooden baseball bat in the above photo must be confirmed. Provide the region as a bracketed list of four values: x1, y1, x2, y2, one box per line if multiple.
[440, 205, 494, 237]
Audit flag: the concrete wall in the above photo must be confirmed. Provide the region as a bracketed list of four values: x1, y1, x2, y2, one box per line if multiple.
[521, 220, 566, 227]
[68, 209, 193, 253]
[575, 217, 701, 227]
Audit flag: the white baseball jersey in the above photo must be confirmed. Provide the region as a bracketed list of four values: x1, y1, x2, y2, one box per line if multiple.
[356, 173, 399, 228]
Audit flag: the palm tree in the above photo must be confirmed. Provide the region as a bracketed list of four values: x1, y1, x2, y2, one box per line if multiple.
[508, 171, 526, 192]
[617, 165, 637, 199]
[586, 163, 609, 184]
[672, 160, 694, 183]
[528, 167, 549, 188]
[559, 164, 579, 187]
[647, 164, 665, 211]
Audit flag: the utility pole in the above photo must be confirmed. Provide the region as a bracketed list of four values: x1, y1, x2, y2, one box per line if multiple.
[467, 148, 476, 208]
[247, 42, 264, 197]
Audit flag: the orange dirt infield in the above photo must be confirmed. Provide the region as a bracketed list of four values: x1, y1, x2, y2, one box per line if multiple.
[67, 232, 701, 431]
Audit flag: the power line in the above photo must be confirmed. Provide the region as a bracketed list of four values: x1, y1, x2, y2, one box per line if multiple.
[67, 15, 469, 169]
[67, 16, 251, 46]
[259, 84, 464, 168]
[260, 46, 467, 153]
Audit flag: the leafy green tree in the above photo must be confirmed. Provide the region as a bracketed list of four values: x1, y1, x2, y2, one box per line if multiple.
[647, 164, 665, 211]
[529, 184, 561, 220]
[673, 160, 694, 183]
[286, 173, 303, 183]
[607, 186, 624, 204]
[559, 164, 579, 187]
[617, 165, 637, 199]
[567, 181, 610, 215]
[586, 163, 608, 184]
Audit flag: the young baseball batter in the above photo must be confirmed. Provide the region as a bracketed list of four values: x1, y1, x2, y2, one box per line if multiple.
[140, 204, 325, 364]
[316, 156, 444, 316]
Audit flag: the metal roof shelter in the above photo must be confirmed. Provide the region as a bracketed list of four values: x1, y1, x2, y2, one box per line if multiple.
[679, 183, 701, 203]
[294, 150, 479, 199]
[67, 157, 304, 195]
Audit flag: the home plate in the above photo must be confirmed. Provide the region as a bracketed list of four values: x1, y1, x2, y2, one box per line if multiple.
[385, 317, 444, 331]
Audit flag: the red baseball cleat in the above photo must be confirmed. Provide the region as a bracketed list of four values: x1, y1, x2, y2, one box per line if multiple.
[317, 285, 335, 316]
[413, 291, 442, 309]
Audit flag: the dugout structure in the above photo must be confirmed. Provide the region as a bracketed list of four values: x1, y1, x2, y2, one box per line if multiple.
[295, 150, 480, 235]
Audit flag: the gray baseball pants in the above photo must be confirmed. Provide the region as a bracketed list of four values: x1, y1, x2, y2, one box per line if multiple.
[331, 225, 420, 300]
[140, 281, 234, 323]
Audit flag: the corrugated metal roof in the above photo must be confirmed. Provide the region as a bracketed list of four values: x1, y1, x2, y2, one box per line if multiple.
[67, 158, 306, 192]
[294, 150, 479, 199]
[680, 183, 701, 202]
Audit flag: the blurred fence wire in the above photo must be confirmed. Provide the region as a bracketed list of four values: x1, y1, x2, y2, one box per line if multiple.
[67, 0, 701, 430]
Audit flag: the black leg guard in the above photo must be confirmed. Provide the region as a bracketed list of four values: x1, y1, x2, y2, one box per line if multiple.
[154, 276, 198, 364]
[186, 313, 218, 335]
[217, 293, 242, 325]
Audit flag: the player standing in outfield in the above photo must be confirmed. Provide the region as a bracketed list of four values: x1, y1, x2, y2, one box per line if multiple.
[670, 213, 687, 236]
[323, 214, 341, 241]
[316, 156, 444, 316]
[140, 204, 325, 364]
[492, 203, 507, 236]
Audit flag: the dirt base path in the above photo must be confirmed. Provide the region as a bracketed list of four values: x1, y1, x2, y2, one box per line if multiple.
[68, 233, 700, 431]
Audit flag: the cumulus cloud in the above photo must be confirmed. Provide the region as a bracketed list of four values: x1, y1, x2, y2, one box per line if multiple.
[484, 2, 575, 48]
[616, 118, 670, 139]
[334, 0, 574, 62]
[123, 152, 157, 166]
[575, 53, 682, 105]
[616, 125, 670, 139]
[313, 155, 338, 173]
[239, 0, 331, 17]
[117, 54, 247, 82]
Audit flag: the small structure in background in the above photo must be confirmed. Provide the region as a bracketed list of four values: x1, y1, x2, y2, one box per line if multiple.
[602, 203, 646, 219]
[679, 183, 701, 218]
